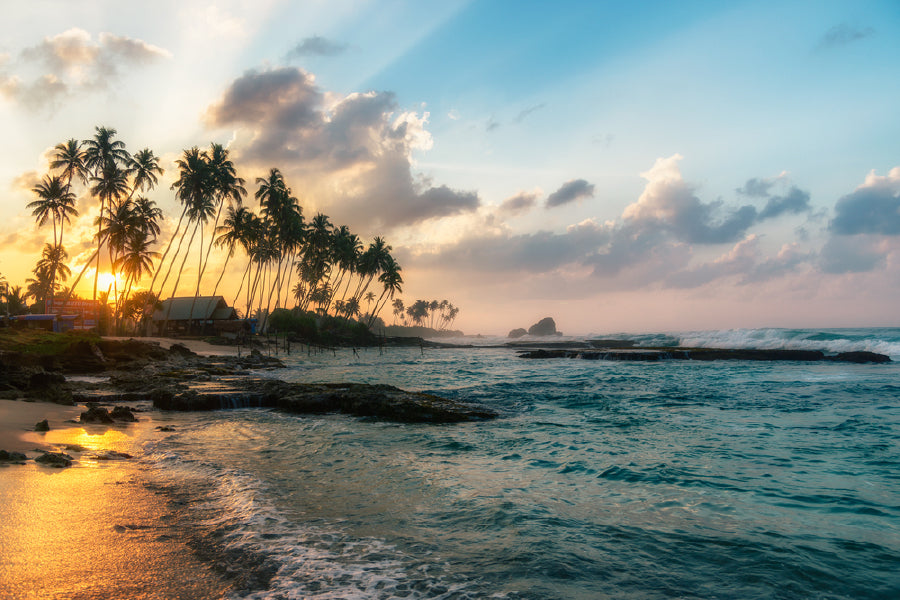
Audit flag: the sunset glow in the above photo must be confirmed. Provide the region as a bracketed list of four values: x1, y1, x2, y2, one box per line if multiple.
[1, 1, 898, 334]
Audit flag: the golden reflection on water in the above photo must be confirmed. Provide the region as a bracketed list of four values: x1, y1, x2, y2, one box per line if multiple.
[1, 425, 229, 599]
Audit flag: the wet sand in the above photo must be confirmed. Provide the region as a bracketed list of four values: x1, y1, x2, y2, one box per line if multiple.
[0, 400, 231, 599]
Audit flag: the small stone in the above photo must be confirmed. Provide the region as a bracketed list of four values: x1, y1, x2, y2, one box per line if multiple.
[34, 419, 50, 432]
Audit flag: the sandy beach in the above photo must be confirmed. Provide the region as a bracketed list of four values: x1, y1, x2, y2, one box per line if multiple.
[0, 398, 231, 599]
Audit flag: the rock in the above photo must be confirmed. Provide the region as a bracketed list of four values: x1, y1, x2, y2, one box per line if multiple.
[90, 451, 133, 460]
[527, 317, 560, 337]
[829, 351, 892, 364]
[168, 343, 197, 358]
[155, 426, 175, 432]
[35, 452, 73, 468]
[34, 419, 50, 432]
[80, 404, 114, 424]
[110, 406, 137, 422]
[507, 328, 527, 339]
[0, 449, 28, 462]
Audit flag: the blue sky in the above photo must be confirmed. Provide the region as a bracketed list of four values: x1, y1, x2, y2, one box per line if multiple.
[1, 1, 899, 334]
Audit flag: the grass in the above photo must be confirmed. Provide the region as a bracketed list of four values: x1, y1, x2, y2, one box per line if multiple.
[0, 328, 102, 355]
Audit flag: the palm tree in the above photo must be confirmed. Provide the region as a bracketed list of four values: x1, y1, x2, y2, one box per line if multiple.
[391, 297, 404, 325]
[3, 285, 30, 316]
[125, 148, 164, 198]
[192, 143, 245, 319]
[28, 175, 78, 305]
[83, 126, 131, 304]
[51, 139, 89, 198]
[368, 255, 402, 328]
[115, 231, 160, 327]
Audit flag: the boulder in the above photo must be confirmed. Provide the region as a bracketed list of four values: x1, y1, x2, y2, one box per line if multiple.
[34, 419, 50, 432]
[528, 317, 560, 337]
[168, 343, 197, 358]
[35, 452, 72, 468]
[507, 328, 527, 339]
[0, 449, 28, 462]
[80, 404, 115, 424]
[829, 351, 892, 364]
[110, 406, 137, 422]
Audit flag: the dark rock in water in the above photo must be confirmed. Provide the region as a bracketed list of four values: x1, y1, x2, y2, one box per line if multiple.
[110, 406, 137, 422]
[155, 426, 176, 432]
[80, 404, 114, 424]
[0, 449, 28, 462]
[34, 419, 50, 432]
[35, 452, 72, 468]
[151, 378, 497, 423]
[508, 328, 527, 339]
[517, 346, 892, 364]
[270, 382, 497, 423]
[828, 351, 892, 364]
[91, 451, 133, 460]
[528, 317, 560, 337]
[589, 339, 637, 349]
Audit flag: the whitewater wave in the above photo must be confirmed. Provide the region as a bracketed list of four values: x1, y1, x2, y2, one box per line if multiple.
[432, 328, 900, 359]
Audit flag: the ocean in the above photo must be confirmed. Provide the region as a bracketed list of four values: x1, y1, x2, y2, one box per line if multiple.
[137, 327, 900, 599]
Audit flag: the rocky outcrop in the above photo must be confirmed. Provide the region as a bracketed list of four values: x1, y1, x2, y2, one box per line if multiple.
[528, 317, 560, 336]
[150, 378, 497, 423]
[828, 351, 892, 364]
[507, 318, 562, 338]
[0, 450, 28, 462]
[35, 452, 73, 468]
[80, 404, 115, 424]
[517, 347, 892, 363]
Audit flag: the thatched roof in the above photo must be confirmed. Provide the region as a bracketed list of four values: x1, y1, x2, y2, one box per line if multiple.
[152, 296, 237, 321]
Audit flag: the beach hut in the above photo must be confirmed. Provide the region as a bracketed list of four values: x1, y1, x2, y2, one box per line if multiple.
[152, 296, 238, 336]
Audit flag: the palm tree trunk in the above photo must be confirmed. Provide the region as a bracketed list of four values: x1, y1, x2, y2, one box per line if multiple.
[162, 221, 200, 333]
[146, 205, 188, 303]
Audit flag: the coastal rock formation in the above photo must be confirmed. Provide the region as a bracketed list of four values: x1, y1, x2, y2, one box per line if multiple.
[34, 419, 50, 432]
[150, 378, 498, 423]
[35, 452, 73, 468]
[507, 317, 562, 338]
[517, 347, 892, 363]
[0, 450, 28, 462]
[528, 318, 560, 337]
[80, 405, 116, 424]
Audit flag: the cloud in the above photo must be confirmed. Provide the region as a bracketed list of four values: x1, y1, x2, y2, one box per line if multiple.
[736, 176, 777, 197]
[205, 66, 479, 230]
[498, 191, 539, 216]
[513, 103, 546, 124]
[287, 36, 349, 58]
[623, 155, 757, 244]
[413, 156, 822, 293]
[758, 186, 811, 220]
[829, 167, 900, 235]
[1, 28, 169, 110]
[819, 235, 886, 273]
[817, 24, 875, 49]
[415, 218, 611, 274]
[546, 179, 595, 208]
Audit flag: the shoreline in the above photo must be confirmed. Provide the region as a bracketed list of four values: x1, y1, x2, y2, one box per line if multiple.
[0, 397, 233, 599]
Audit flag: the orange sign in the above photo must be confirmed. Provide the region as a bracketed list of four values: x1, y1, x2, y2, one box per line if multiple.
[46, 299, 100, 329]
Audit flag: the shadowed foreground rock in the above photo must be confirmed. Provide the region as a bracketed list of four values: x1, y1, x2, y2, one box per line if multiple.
[152, 379, 497, 423]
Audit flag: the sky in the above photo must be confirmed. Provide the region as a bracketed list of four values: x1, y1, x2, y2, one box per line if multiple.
[1, 0, 899, 335]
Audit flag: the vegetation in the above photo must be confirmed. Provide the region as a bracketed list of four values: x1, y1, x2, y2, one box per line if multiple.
[6, 124, 461, 340]
[0, 328, 101, 355]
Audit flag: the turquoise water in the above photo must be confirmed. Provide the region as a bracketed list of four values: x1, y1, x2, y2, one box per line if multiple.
[142, 328, 900, 599]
